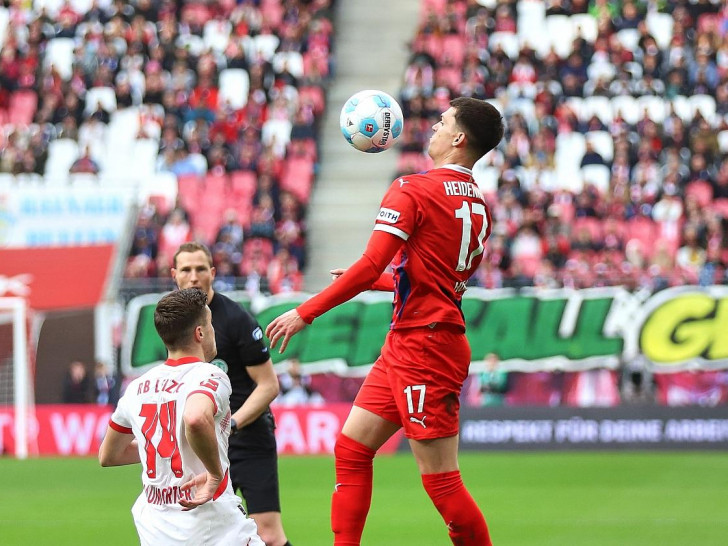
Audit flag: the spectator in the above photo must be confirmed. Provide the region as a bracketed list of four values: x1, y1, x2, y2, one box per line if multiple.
[277, 359, 324, 406]
[62, 361, 91, 404]
[69, 146, 100, 174]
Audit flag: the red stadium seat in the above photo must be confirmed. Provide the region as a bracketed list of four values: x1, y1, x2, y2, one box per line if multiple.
[685, 180, 713, 208]
[230, 170, 258, 201]
[8, 90, 37, 126]
[176, 174, 203, 214]
[281, 156, 314, 204]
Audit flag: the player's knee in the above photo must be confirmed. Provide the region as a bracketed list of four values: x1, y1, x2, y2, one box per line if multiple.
[334, 434, 375, 465]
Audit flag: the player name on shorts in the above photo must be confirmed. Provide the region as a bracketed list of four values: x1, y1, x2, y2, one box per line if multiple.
[136, 378, 184, 395]
[442, 181, 483, 199]
[145, 484, 192, 505]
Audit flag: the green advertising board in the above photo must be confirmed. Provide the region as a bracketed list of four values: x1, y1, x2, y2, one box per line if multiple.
[121, 286, 728, 377]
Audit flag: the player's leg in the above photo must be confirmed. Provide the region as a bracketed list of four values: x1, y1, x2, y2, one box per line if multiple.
[409, 435, 491, 546]
[332, 356, 402, 546]
[229, 417, 291, 546]
[391, 326, 492, 546]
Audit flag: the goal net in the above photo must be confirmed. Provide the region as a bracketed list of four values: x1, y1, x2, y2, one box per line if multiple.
[0, 297, 34, 459]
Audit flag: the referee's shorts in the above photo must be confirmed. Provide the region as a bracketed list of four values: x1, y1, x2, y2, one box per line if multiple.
[228, 411, 281, 514]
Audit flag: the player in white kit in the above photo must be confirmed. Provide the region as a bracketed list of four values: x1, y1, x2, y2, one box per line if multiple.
[99, 288, 264, 545]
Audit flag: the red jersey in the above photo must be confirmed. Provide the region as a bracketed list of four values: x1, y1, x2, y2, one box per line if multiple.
[375, 164, 492, 329]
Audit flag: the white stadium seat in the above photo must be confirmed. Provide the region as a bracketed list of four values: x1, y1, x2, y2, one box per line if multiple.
[580, 164, 611, 195]
[489, 31, 520, 60]
[646, 12, 674, 50]
[44, 38, 75, 80]
[545, 15, 574, 58]
[571, 13, 598, 43]
[611, 95, 640, 125]
[273, 51, 305, 79]
[203, 19, 231, 53]
[637, 95, 668, 124]
[616, 29, 640, 52]
[583, 96, 613, 124]
[472, 161, 499, 194]
[219, 68, 250, 110]
[690, 94, 717, 122]
[586, 131, 614, 163]
[85, 87, 118, 116]
[45, 138, 79, 183]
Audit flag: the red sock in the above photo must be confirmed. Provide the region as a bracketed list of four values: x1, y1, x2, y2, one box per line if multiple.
[422, 470, 492, 546]
[330, 434, 376, 546]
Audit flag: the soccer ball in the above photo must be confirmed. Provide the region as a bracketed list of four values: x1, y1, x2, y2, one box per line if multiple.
[339, 90, 404, 153]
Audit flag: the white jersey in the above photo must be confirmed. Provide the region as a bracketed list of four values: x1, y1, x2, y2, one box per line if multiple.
[110, 357, 263, 546]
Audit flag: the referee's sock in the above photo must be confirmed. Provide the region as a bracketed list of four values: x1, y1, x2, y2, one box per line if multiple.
[422, 470, 492, 546]
[331, 433, 376, 545]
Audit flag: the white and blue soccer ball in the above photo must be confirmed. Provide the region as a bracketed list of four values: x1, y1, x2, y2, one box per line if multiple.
[339, 90, 404, 153]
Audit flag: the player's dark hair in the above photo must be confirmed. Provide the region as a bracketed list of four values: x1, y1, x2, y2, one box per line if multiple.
[154, 288, 208, 350]
[173, 241, 213, 268]
[450, 97, 505, 159]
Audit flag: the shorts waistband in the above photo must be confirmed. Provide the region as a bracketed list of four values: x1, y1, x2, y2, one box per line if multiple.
[395, 322, 465, 334]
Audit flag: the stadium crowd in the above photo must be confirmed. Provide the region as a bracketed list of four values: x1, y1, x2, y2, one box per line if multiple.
[0, 0, 333, 295]
[398, 0, 728, 292]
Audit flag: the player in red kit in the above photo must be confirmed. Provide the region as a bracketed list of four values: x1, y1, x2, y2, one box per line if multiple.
[266, 97, 504, 545]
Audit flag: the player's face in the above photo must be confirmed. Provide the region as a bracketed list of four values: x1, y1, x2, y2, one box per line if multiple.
[428, 107, 462, 160]
[172, 251, 216, 298]
[201, 306, 217, 362]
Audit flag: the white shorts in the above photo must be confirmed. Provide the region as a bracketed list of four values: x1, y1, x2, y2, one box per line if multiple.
[131, 496, 264, 545]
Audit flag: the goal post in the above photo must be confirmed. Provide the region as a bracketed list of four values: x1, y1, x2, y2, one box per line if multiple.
[0, 297, 32, 459]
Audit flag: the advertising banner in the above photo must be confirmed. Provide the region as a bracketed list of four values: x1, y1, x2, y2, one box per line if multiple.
[0, 403, 403, 457]
[0, 187, 134, 247]
[0, 245, 114, 310]
[459, 406, 728, 450]
[123, 286, 728, 376]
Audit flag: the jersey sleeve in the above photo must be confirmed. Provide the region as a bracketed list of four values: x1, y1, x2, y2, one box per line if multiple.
[373, 177, 420, 242]
[234, 308, 270, 367]
[188, 367, 233, 417]
[109, 388, 133, 433]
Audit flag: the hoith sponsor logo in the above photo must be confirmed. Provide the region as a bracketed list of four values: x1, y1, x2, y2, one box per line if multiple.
[377, 207, 400, 223]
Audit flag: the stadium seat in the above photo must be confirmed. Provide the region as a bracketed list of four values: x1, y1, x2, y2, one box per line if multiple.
[8, 90, 38, 126]
[43, 37, 75, 80]
[34, 0, 64, 16]
[176, 174, 203, 214]
[571, 13, 598, 43]
[637, 95, 668, 124]
[203, 19, 231, 53]
[69, 172, 99, 189]
[298, 85, 326, 116]
[84, 87, 118, 116]
[230, 170, 257, 201]
[717, 130, 728, 153]
[646, 12, 674, 50]
[44, 138, 79, 183]
[685, 180, 713, 208]
[670, 95, 693, 122]
[281, 157, 314, 204]
[441, 34, 466, 67]
[273, 51, 305, 79]
[545, 15, 574, 58]
[587, 61, 617, 83]
[585, 131, 614, 163]
[219, 68, 250, 110]
[261, 119, 292, 157]
[251, 33, 280, 62]
[616, 28, 640, 52]
[0, 172, 14, 192]
[580, 164, 611, 195]
[472, 161, 499, 194]
[690, 94, 717, 122]
[0, 8, 9, 55]
[141, 172, 178, 216]
[489, 31, 520, 60]
[610, 95, 640, 125]
[582, 96, 613, 124]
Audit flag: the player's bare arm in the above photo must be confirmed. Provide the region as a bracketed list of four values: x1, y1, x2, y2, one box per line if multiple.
[99, 429, 140, 466]
[231, 359, 280, 430]
[179, 392, 224, 511]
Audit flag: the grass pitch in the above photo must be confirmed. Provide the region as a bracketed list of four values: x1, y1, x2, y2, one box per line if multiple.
[1, 452, 727, 545]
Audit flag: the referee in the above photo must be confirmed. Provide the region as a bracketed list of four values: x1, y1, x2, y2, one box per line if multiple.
[172, 242, 292, 546]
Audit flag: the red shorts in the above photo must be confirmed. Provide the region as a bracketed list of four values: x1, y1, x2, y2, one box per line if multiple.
[354, 323, 470, 440]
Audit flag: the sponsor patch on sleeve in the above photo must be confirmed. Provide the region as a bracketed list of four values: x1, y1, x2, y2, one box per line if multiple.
[377, 207, 401, 224]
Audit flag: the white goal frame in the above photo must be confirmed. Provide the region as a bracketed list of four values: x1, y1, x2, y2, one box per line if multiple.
[0, 297, 30, 459]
